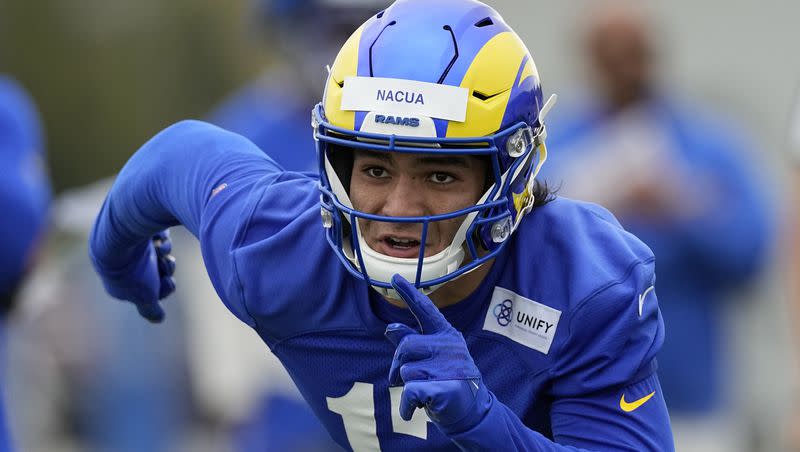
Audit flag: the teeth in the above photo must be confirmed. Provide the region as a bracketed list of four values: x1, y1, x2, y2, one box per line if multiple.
[387, 237, 418, 247]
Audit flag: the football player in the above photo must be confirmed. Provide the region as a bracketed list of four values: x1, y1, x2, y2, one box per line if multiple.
[89, 0, 675, 449]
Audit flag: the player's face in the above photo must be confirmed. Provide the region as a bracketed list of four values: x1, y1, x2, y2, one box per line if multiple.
[350, 150, 487, 259]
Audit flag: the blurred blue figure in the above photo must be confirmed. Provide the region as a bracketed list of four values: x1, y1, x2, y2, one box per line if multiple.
[0, 75, 52, 451]
[208, 0, 388, 173]
[232, 394, 343, 452]
[539, 3, 773, 452]
[206, 1, 386, 450]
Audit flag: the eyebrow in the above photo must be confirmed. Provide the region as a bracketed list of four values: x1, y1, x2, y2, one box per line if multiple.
[353, 150, 472, 168]
[353, 150, 392, 162]
[416, 155, 471, 168]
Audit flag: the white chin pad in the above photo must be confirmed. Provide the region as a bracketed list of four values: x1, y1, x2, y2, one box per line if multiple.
[355, 233, 464, 294]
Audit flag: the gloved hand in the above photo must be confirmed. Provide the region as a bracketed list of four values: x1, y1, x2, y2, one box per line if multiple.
[384, 274, 492, 434]
[93, 230, 176, 323]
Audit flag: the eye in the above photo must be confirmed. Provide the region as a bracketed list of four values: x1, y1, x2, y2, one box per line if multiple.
[366, 167, 389, 179]
[428, 172, 455, 184]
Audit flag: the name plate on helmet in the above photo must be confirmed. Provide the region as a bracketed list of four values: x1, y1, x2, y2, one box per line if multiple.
[341, 76, 468, 122]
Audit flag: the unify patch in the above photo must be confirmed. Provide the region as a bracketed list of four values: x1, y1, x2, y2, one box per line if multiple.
[483, 286, 561, 354]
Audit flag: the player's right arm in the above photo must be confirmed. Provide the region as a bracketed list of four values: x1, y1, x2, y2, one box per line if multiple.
[89, 120, 278, 322]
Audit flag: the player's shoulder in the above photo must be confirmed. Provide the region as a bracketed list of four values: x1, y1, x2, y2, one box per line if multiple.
[151, 119, 259, 151]
[491, 198, 661, 387]
[221, 174, 364, 342]
[512, 196, 655, 312]
[522, 196, 654, 273]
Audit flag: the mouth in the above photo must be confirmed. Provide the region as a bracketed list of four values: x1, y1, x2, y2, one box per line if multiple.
[373, 234, 426, 259]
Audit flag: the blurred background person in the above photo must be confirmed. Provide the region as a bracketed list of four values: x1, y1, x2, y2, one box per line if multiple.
[7, 179, 195, 452]
[790, 88, 800, 301]
[538, 2, 775, 451]
[786, 86, 800, 451]
[207, 0, 389, 172]
[0, 2, 244, 451]
[0, 75, 52, 451]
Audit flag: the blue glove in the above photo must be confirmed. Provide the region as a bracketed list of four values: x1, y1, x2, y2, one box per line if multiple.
[92, 230, 176, 323]
[384, 274, 492, 434]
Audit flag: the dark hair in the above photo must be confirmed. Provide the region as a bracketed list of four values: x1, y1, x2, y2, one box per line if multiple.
[531, 179, 557, 208]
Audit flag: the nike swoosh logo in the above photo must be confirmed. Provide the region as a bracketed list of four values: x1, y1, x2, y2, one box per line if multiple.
[638, 286, 655, 316]
[620, 391, 656, 412]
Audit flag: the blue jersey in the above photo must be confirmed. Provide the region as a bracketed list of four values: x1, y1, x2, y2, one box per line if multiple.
[91, 121, 674, 451]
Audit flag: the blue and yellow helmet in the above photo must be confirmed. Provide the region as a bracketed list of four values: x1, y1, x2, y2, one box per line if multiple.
[313, 0, 556, 295]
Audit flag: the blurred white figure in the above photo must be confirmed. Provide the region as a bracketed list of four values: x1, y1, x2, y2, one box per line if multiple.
[8, 179, 193, 452]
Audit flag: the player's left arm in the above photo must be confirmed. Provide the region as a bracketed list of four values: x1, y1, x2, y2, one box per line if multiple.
[385, 272, 674, 451]
[89, 120, 276, 322]
[544, 258, 673, 451]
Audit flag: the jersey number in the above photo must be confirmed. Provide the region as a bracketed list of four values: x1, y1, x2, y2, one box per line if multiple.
[326, 382, 430, 451]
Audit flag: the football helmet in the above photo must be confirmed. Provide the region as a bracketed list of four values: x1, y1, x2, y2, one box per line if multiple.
[313, 0, 556, 295]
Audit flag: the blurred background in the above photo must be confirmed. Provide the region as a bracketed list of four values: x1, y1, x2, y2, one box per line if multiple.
[0, 0, 798, 451]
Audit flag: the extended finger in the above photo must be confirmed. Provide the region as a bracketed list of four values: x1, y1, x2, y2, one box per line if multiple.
[391, 274, 451, 334]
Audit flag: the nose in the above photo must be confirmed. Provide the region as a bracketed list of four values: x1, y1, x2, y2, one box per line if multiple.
[380, 175, 425, 218]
